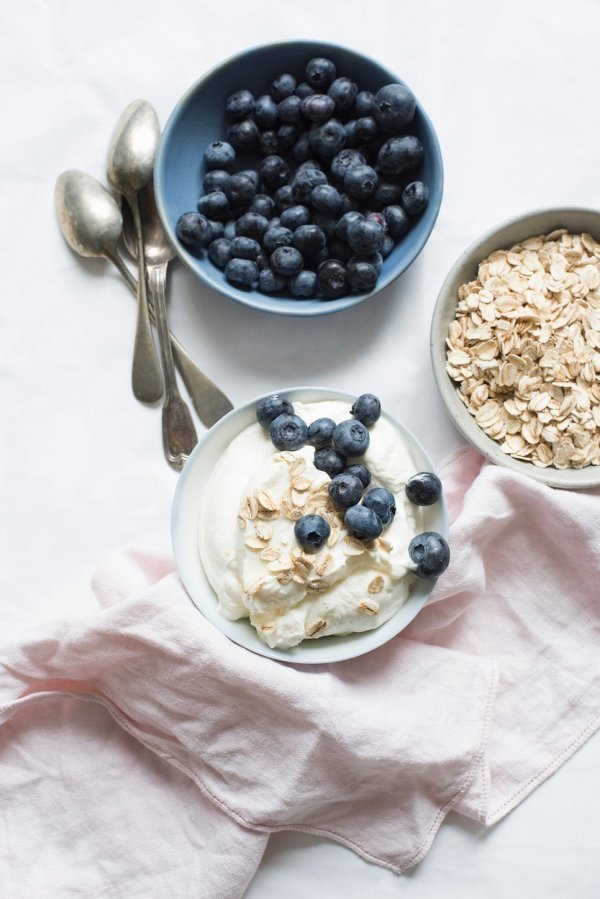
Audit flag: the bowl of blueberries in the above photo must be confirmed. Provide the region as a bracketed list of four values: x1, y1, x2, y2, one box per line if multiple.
[154, 40, 443, 316]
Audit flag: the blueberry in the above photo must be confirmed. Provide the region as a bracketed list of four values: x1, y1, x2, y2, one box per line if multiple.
[270, 245, 303, 277]
[347, 219, 385, 255]
[227, 119, 259, 151]
[235, 212, 270, 241]
[249, 194, 275, 218]
[381, 235, 395, 258]
[291, 167, 327, 204]
[344, 164, 379, 200]
[307, 417, 335, 448]
[231, 236, 261, 260]
[294, 514, 331, 553]
[344, 464, 371, 488]
[344, 505, 383, 540]
[329, 472, 364, 509]
[239, 169, 260, 190]
[263, 225, 293, 253]
[377, 136, 424, 175]
[292, 224, 326, 258]
[292, 132, 313, 162]
[259, 130, 281, 156]
[305, 57, 337, 90]
[333, 419, 370, 456]
[206, 220, 224, 243]
[256, 394, 294, 428]
[255, 251, 269, 270]
[223, 220, 237, 241]
[301, 93, 335, 123]
[402, 181, 429, 216]
[226, 173, 256, 207]
[225, 89, 255, 120]
[311, 212, 337, 242]
[176, 212, 212, 252]
[224, 258, 258, 289]
[373, 83, 416, 132]
[316, 259, 348, 299]
[208, 237, 232, 269]
[406, 472, 442, 506]
[355, 116, 379, 141]
[269, 413, 308, 451]
[362, 487, 396, 526]
[329, 239, 353, 264]
[258, 268, 286, 293]
[347, 261, 378, 292]
[314, 446, 346, 477]
[367, 211, 386, 230]
[328, 77, 358, 113]
[280, 205, 311, 230]
[269, 216, 281, 228]
[288, 269, 317, 298]
[351, 393, 381, 426]
[310, 183, 343, 215]
[295, 81, 315, 100]
[349, 251, 383, 275]
[273, 185, 294, 212]
[277, 124, 299, 149]
[339, 194, 362, 214]
[278, 94, 303, 123]
[408, 532, 450, 578]
[371, 180, 403, 210]
[335, 210, 364, 243]
[297, 159, 323, 172]
[330, 149, 366, 183]
[345, 121, 363, 151]
[354, 90, 374, 117]
[259, 155, 290, 191]
[309, 119, 346, 157]
[203, 169, 232, 194]
[204, 141, 236, 171]
[271, 72, 296, 102]
[383, 205, 411, 239]
[254, 94, 279, 130]
[197, 191, 229, 221]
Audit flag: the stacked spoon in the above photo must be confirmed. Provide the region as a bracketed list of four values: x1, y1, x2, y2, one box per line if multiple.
[54, 100, 233, 470]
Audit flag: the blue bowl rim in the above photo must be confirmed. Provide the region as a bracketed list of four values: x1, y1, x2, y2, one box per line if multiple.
[154, 39, 444, 317]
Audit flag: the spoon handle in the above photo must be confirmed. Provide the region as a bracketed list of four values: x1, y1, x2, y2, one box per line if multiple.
[148, 264, 198, 468]
[108, 251, 234, 427]
[128, 194, 164, 403]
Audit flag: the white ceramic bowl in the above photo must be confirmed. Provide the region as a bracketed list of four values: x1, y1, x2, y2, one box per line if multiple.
[431, 207, 600, 490]
[171, 387, 448, 664]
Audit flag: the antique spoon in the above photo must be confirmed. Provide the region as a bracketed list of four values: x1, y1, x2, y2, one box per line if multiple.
[106, 99, 163, 404]
[123, 180, 197, 469]
[54, 170, 234, 428]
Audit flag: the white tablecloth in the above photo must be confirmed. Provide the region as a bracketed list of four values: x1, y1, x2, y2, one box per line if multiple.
[2, 0, 598, 894]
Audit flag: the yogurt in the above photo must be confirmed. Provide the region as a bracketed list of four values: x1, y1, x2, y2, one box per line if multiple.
[198, 400, 422, 649]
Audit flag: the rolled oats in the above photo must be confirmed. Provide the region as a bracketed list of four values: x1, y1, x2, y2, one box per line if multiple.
[446, 230, 600, 468]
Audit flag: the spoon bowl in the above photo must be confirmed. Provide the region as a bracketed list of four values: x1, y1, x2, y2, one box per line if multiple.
[55, 170, 125, 262]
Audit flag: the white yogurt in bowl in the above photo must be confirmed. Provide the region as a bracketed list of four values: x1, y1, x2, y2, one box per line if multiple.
[172, 387, 448, 664]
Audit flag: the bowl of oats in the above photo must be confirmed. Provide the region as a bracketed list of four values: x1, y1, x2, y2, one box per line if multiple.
[431, 208, 600, 489]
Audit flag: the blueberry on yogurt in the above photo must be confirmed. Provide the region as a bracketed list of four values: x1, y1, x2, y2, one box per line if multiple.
[269, 413, 308, 451]
[256, 394, 294, 429]
[294, 514, 331, 553]
[362, 487, 396, 526]
[313, 447, 346, 478]
[332, 419, 370, 457]
[307, 417, 336, 448]
[350, 393, 381, 427]
[345, 505, 383, 540]
[328, 472, 364, 509]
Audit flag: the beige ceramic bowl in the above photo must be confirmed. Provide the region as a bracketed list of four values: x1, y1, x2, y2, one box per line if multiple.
[430, 207, 600, 489]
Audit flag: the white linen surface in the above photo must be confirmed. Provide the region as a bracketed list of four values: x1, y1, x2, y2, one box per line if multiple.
[1, 0, 599, 895]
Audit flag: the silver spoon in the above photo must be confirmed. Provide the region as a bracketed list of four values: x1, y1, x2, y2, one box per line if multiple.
[54, 170, 234, 428]
[106, 99, 163, 404]
[123, 180, 197, 469]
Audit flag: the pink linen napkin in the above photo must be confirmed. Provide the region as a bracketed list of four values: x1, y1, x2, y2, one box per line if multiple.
[1, 448, 599, 898]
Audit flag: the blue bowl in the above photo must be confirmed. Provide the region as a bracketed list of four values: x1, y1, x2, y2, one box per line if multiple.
[155, 40, 443, 317]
